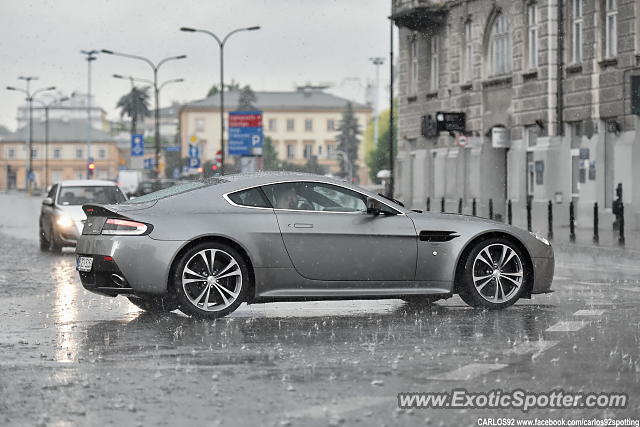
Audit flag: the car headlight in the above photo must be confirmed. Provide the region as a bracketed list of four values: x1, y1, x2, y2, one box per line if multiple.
[530, 232, 550, 246]
[56, 213, 74, 228]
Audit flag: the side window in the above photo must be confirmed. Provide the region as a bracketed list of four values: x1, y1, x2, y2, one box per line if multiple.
[263, 182, 367, 212]
[227, 187, 271, 208]
[47, 184, 57, 199]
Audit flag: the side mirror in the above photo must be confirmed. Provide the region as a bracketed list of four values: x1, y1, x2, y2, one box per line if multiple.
[42, 197, 54, 206]
[366, 197, 382, 215]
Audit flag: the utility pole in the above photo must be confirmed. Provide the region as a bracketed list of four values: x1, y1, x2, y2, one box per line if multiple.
[388, 12, 395, 198]
[81, 50, 99, 179]
[369, 57, 385, 146]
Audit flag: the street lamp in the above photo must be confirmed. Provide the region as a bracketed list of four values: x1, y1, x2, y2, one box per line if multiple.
[369, 57, 385, 146]
[101, 49, 186, 177]
[6, 81, 56, 193]
[180, 25, 260, 174]
[81, 50, 99, 179]
[33, 95, 70, 190]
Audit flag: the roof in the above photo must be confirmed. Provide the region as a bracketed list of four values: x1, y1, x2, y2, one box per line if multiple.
[57, 180, 117, 187]
[2, 119, 115, 143]
[182, 89, 371, 112]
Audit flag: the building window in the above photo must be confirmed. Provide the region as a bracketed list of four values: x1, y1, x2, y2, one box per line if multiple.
[286, 119, 295, 132]
[409, 33, 418, 95]
[572, 0, 583, 63]
[31, 148, 37, 160]
[268, 118, 277, 131]
[488, 13, 512, 76]
[527, 3, 539, 68]
[318, 145, 323, 156]
[195, 118, 205, 132]
[7, 148, 15, 159]
[75, 148, 83, 159]
[286, 143, 295, 159]
[327, 119, 335, 131]
[430, 35, 439, 90]
[463, 20, 473, 82]
[98, 148, 106, 159]
[53, 148, 61, 159]
[605, 0, 617, 58]
[303, 143, 313, 159]
[326, 143, 335, 158]
[526, 125, 538, 148]
[304, 119, 313, 132]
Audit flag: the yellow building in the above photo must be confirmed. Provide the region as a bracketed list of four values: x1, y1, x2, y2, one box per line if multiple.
[179, 87, 372, 184]
[0, 119, 119, 191]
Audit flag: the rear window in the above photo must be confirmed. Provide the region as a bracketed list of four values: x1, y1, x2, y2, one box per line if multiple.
[227, 187, 272, 208]
[124, 178, 227, 204]
[57, 186, 126, 206]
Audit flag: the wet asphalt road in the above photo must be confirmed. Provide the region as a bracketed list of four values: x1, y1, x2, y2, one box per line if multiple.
[0, 192, 639, 426]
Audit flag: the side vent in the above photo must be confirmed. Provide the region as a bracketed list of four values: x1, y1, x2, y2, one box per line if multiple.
[419, 230, 460, 242]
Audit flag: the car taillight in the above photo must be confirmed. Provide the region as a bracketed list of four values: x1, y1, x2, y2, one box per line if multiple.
[101, 218, 150, 236]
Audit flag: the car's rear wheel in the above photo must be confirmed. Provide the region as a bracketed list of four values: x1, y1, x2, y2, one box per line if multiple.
[173, 242, 249, 319]
[127, 296, 178, 313]
[458, 237, 527, 309]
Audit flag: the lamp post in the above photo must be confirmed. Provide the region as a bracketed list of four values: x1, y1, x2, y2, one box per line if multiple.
[81, 50, 99, 178]
[33, 95, 70, 190]
[101, 50, 186, 178]
[180, 25, 260, 175]
[369, 57, 385, 146]
[6, 81, 56, 193]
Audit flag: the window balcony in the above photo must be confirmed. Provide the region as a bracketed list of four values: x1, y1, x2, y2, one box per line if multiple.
[392, 0, 449, 29]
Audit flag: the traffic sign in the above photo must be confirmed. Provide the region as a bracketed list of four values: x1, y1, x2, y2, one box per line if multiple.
[455, 134, 468, 147]
[228, 111, 263, 156]
[131, 134, 144, 157]
[143, 158, 155, 169]
[188, 144, 199, 159]
[188, 156, 201, 169]
[165, 146, 180, 152]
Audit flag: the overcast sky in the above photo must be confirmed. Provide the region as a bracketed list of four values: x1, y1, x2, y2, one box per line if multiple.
[0, 0, 394, 131]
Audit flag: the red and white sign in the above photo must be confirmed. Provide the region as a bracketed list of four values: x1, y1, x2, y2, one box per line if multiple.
[455, 134, 468, 147]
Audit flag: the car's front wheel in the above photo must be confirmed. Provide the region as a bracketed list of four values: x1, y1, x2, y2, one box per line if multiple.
[39, 225, 48, 252]
[173, 242, 249, 319]
[458, 237, 528, 309]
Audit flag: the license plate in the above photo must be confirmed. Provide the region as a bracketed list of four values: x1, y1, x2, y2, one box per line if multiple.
[76, 256, 93, 272]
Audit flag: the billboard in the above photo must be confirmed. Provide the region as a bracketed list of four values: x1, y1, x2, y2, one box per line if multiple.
[228, 111, 263, 156]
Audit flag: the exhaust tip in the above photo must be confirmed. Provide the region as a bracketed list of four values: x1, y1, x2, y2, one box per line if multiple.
[111, 274, 126, 287]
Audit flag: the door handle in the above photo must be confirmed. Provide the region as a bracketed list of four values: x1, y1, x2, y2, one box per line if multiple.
[289, 223, 314, 229]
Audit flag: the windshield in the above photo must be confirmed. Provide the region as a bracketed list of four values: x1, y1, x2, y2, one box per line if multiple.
[124, 178, 227, 204]
[57, 186, 126, 206]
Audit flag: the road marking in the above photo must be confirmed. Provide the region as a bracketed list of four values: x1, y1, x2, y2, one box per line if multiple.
[427, 363, 508, 381]
[285, 396, 393, 419]
[546, 321, 587, 332]
[619, 287, 640, 293]
[574, 309, 606, 316]
[509, 340, 559, 356]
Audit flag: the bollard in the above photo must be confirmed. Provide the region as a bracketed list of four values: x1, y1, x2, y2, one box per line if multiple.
[547, 200, 554, 240]
[426, 197, 431, 212]
[569, 201, 576, 242]
[489, 199, 494, 220]
[441, 197, 445, 213]
[472, 198, 477, 216]
[458, 198, 463, 214]
[619, 202, 625, 246]
[593, 202, 599, 244]
[508, 199, 513, 225]
[526, 198, 532, 232]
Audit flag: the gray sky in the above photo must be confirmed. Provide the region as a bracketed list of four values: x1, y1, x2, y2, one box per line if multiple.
[0, 0, 394, 131]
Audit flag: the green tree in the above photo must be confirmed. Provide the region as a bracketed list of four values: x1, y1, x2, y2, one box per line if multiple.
[0, 124, 10, 136]
[365, 107, 397, 183]
[207, 79, 241, 97]
[262, 136, 280, 170]
[237, 85, 257, 111]
[336, 102, 361, 178]
[116, 86, 151, 135]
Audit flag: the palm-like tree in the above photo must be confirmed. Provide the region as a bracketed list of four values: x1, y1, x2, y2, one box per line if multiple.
[116, 86, 151, 135]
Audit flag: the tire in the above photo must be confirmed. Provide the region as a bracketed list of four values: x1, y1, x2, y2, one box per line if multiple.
[458, 237, 528, 310]
[173, 242, 250, 319]
[39, 226, 49, 252]
[127, 296, 178, 313]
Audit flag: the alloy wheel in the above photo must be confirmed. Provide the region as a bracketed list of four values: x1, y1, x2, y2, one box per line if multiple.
[181, 249, 243, 312]
[471, 243, 523, 303]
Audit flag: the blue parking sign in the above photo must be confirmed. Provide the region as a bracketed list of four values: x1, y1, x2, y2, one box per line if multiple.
[131, 134, 144, 157]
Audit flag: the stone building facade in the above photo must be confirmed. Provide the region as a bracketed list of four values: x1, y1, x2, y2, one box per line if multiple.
[392, 0, 640, 232]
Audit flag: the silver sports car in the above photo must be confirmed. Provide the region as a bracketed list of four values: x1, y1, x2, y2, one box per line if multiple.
[76, 173, 554, 318]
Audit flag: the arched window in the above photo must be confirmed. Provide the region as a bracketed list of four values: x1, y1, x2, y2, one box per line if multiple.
[488, 13, 512, 76]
